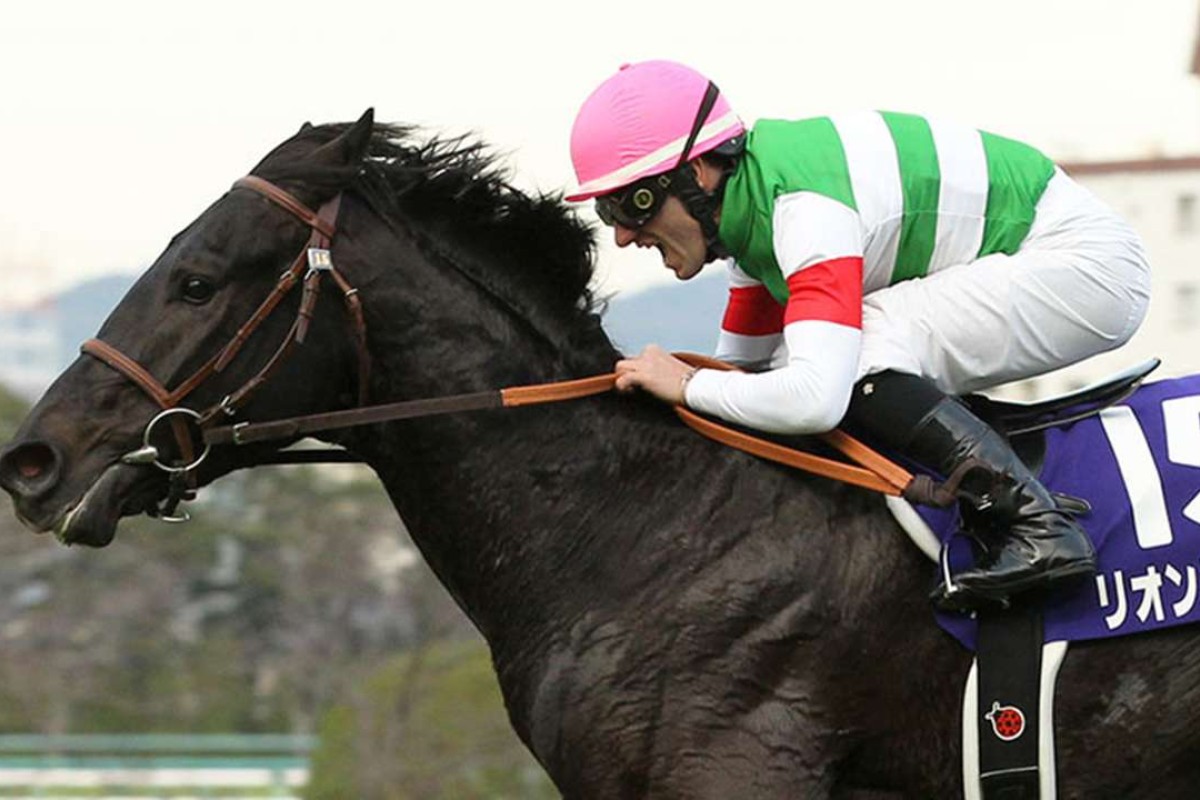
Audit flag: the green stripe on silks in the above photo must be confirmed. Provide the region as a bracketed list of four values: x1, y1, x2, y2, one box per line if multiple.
[978, 131, 1056, 257]
[881, 112, 940, 284]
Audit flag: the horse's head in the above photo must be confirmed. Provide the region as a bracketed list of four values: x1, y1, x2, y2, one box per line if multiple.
[0, 110, 377, 547]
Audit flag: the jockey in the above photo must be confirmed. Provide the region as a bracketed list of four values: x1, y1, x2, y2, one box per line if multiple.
[566, 60, 1151, 611]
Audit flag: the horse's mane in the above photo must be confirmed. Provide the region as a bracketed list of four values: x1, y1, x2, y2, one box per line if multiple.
[255, 122, 603, 345]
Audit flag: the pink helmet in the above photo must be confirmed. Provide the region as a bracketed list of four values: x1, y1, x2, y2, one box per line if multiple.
[565, 60, 745, 202]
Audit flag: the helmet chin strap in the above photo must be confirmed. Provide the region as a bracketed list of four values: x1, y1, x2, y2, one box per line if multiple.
[670, 165, 730, 262]
[665, 80, 735, 263]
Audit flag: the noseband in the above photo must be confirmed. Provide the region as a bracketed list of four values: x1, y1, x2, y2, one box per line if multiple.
[81, 176, 371, 519]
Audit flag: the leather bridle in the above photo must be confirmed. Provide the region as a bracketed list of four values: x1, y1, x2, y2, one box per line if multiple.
[81, 176, 370, 519]
[80, 175, 928, 525]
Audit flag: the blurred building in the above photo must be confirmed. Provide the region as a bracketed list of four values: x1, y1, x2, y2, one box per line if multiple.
[0, 300, 63, 401]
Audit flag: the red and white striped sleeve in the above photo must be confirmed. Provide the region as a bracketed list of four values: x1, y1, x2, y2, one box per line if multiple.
[713, 261, 784, 369]
[687, 193, 865, 434]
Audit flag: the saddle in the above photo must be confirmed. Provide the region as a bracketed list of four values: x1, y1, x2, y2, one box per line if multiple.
[964, 357, 1160, 472]
[966, 359, 1161, 437]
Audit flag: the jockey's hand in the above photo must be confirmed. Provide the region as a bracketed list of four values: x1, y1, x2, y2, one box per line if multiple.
[614, 345, 696, 406]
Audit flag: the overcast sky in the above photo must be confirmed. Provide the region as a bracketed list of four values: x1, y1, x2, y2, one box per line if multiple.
[2, 0, 1198, 307]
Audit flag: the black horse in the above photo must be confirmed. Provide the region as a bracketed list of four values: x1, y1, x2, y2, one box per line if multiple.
[2, 111, 1197, 798]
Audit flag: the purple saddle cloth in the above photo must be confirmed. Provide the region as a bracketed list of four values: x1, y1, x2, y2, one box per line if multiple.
[923, 373, 1200, 650]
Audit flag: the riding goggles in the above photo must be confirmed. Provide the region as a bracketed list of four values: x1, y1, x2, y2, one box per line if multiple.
[594, 172, 674, 229]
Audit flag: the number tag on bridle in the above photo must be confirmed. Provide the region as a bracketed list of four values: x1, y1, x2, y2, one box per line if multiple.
[307, 248, 334, 271]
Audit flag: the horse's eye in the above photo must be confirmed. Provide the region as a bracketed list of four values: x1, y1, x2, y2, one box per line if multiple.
[181, 276, 215, 305]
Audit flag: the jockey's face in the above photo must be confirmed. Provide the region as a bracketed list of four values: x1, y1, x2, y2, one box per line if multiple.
[611, 194, 708, 281]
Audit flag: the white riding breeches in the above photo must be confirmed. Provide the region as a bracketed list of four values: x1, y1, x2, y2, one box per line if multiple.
[855, 169, 1151, 394]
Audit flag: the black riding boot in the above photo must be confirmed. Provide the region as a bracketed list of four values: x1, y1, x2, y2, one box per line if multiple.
[843, 371, 1096, 611]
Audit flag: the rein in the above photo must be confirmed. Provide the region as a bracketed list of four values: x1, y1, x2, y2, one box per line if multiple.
[203, 354, 921, 499]
[81, 175, 940, 522]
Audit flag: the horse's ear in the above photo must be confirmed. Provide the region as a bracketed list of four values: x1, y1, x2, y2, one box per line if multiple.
[307, 108, 374, 170]
[250, 110, 374, 197]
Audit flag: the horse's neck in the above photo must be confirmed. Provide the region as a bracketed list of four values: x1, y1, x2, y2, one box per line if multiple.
[325, 247, 621, 600]
[351, 347, 684, 624]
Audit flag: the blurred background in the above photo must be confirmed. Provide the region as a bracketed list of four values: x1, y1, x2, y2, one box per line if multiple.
[3, 0, 1200, 796]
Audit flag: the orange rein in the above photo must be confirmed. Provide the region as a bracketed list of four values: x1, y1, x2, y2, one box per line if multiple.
[502, 353, 914, 498]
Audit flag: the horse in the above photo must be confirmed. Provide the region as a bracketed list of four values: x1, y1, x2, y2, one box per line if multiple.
[2, 109, 1198, 798]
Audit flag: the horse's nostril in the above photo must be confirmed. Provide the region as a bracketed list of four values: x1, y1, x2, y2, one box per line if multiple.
[14, 444, 54, 479]
[0, 441, 61, 496]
